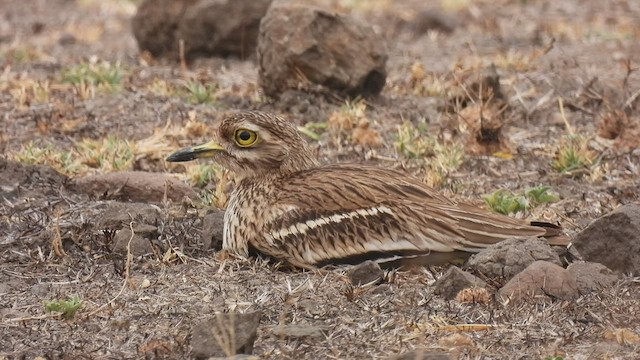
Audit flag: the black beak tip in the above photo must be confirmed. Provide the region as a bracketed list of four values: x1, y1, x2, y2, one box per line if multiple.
[165, 149, 197, 163]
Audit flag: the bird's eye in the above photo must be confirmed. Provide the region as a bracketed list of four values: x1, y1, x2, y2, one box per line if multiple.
[234, 129, 258, 147]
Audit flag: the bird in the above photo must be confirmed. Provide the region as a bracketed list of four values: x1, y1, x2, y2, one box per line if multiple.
[166, 111, 568, 269]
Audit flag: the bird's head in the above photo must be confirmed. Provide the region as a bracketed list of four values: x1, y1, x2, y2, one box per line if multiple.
[166, 111, 318, 178]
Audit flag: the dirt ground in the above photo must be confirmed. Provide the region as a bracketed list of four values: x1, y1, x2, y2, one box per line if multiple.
[1, 0, 640, 359]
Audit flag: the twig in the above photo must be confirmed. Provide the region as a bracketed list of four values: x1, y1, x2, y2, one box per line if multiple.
[557, 97, 574, 135]
[84, 221, 135, 318]
[2, 313, 62, 323]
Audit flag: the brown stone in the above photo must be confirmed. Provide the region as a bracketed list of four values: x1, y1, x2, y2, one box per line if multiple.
[347, 260, 384, 286]
[571, 204, 640, 275]
[112, 224, 158, 256]
[132, 0, 198, 58]
[567, 262, 620, 294]
[498, 261, 579, 303]
[466, 237, 562, 281]
[202, 209, 225, 250]
[95, 202, 162, 230]
[433, 266, 488, 300]
[191, 311, 262, 359]
[258, 3, 387, 98]
[71, 171, 197, 203]
[177, 0, 272, 59]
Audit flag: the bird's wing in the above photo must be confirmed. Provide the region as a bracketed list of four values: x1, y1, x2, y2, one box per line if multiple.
[252, 164, 549, 267]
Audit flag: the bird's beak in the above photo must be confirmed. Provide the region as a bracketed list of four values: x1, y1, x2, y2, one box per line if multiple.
[165, 140, 224, 162]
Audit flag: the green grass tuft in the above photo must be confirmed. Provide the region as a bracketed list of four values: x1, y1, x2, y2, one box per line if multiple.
[44, 296, 82, 319]
[483, 186, 559, 215]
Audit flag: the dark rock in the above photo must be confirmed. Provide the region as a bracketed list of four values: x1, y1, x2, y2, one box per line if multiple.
[191, 311, 262, 359]
[347, 260, 384, 286]
[271, 324, 328, 339]
[58, 33, 76, 45]
[466, 237, 562, 281]
[572, 204, 640, 275]
[71, 171, 197, 203]
[433, 266, 487, 300]
[177, 0, 272, 59]
[567, 262, 620, 294]
[258, 3, 387, 98]
[132, 0, 271, 60]
[132, 0, 198, 58]
[112, 224, 157, 256]
[202, 209, 225, 249]
[409, 9, 457, 35]
[95, 202, 162, 230]
[386, 350, 451, 360]
[498, 261, 579, 303]
[0, 159, 68, 199]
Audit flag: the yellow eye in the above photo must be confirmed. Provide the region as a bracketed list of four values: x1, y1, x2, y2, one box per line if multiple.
[234, 129, 258, 147]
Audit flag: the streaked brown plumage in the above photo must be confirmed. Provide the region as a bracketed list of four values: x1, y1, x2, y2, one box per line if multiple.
[167, 111, 567, 269]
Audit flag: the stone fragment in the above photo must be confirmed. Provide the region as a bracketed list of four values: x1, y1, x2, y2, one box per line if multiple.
[466, 237, 562, 281]
[498, 261, 579, 303]
[202, 209, 225, 250]
[567, 262, 620, 294]
[258, 3, 387, 98]
[572, 204, 640, 275]
[177, 0, 272, 59]
[347, 260, 384, 286]
[72, 171, 197, 203]
[433, 266, 487, 300]
[191, 311, 262, 359]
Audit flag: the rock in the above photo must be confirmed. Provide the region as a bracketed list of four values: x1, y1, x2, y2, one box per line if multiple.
[58, 33, 76, 45]
[95, 202, 162, 230]
[466, 237, 562, 281]
[177, 0, 272, 59]
[433, 266, 487, 300]
[258, 3, 387, 98]
[271, 324, 328, 339]
[385, 350, 451, 360]
[132, 0, 271, 60]
[567, 262, 620, 294]
[347, 260, 384, 286]
[498, 261, 579, 303]
[202, 209, 225, 249]
[112, 224, 158, 256]
[132, 0, 198, 58]
[571, 204, 640, 275]
[0, 159, 68, 199]
[71, 171, 197, 203]
[409, 9, 457, 35]
[191, 311, 262, 359]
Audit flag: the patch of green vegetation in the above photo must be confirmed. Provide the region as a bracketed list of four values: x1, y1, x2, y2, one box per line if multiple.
[44, 296, 82, 319]
[297, 122, 328, 141]
[61, 62, 125, 89]
[13, 136, 136, 176]
[75, 136, 135, 171]
[483, 186, 559, 215]
[184, 80, 217, 104]
[553, 134, 595, 175]
[394, 121, 434, 159]
[394, 121, 464, 187]
[14, 142, 84, 175]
